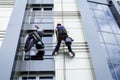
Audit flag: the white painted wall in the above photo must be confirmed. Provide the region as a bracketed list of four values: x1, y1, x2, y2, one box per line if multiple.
[0, 7, 13, 47]
[53, 0, 94, 80]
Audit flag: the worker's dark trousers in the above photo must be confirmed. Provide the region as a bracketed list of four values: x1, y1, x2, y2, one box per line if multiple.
[54, 40, 72, 52]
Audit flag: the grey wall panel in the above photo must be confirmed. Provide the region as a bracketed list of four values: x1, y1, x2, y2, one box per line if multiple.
[23, 24, 54, 30]
[28, 0, 53, 4]
[20, 60, 55, 71]
[77, 0, 113, 80]
[0, 0, 27, 80]
[87, 0, 108, 4]
[42, 0, 53, 4]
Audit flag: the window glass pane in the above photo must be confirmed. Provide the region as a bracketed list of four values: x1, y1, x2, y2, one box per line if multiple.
[109, 21, 120, 34]
[44, 8, 52, 11]
[93, 18, 100, 30]
[90, 3, 103, 10]
[108, 63, 117, 80]
[43, 36, 53, 55]
[33, 8, 41, 11]
[101, 44, 109, 58]
[94, 10, 106, 19]
[102, 5, 110, 12]
[39, 76, 53, 80]
[102, 32, 117, 44]
[98, 32, 104, 42]
[97, 19, 112, 32]
[102, 5, 114, 20]
[106, 44, 120, 63]
[115, 34, 120, 45]
[22, 77, 36, 80]
[113, 64, 120, 80]
[104, 11, 114, 20]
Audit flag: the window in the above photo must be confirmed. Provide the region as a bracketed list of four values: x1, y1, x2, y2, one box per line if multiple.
[39, 76, 53, 80]
[25, 4, 53, 24]
[33, 8, 41, 11]
[22, 77, 36, 80]
[89, 2, 120, 80]
[21, 75, 54, 80]
[44, 8, 52, 11]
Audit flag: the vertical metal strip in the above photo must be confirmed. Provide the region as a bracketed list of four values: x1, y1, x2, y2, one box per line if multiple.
[61, 0, 66, 80]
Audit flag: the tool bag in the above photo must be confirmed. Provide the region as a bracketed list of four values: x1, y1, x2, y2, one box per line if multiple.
[65, 37, 73, 46]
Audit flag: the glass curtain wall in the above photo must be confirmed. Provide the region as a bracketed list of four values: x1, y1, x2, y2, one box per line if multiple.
[89, 2, 120, 80]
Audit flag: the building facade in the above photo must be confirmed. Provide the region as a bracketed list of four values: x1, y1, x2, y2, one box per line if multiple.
[0, 0, 120, 80]
[0, 0, 14, 47]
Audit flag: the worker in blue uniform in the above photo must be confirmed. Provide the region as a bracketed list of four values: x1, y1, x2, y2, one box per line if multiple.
[52, 23, 75, 57]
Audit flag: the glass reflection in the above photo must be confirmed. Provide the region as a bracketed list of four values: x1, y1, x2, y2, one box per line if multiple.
[98, 32, 104, 42]
[113, 64, 120, 80]
[105, 11, 114, 20]
[90, 3, 120, 80]
[115, 34, 120, 45]
[93, 3, 120, 33]
[102, 5, 114, 20]
[102, 5, 110, 12]
[106, 44, 120, 63]
[108, 63, 117, 80]
[93, 18, 100, 30]
[97, 18, 112, 32]
[90, 3, 103, 10]
[101, 44, 109, 58]
[108, 21, 120, 34]
[94, 10, 106, 19]
[102, 32, 117, 45]
[93, 4, 115, 21]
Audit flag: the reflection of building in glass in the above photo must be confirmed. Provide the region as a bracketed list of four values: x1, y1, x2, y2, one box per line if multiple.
[90, 2, 120, 80]
[0, 0, 120, 80]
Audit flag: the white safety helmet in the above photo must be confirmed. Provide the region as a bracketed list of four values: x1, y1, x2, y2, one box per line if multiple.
[38, 27, 43, 31]
[34, 25, 43, 31]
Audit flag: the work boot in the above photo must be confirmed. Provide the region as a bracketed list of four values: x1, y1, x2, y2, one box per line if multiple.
[52, 51, 58, 56]
[69, 52, 75, 57]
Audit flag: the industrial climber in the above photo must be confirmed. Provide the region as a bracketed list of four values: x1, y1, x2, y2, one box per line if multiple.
[24, 25, 45, 59]
[52, 23, 75, 57]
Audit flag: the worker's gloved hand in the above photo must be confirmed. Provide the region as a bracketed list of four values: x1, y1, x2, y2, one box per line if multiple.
[41, 44, 44, 48]
[24, 49, 28, 53]
[38, 41, 44, 48]
[24, 46, 28, 53]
